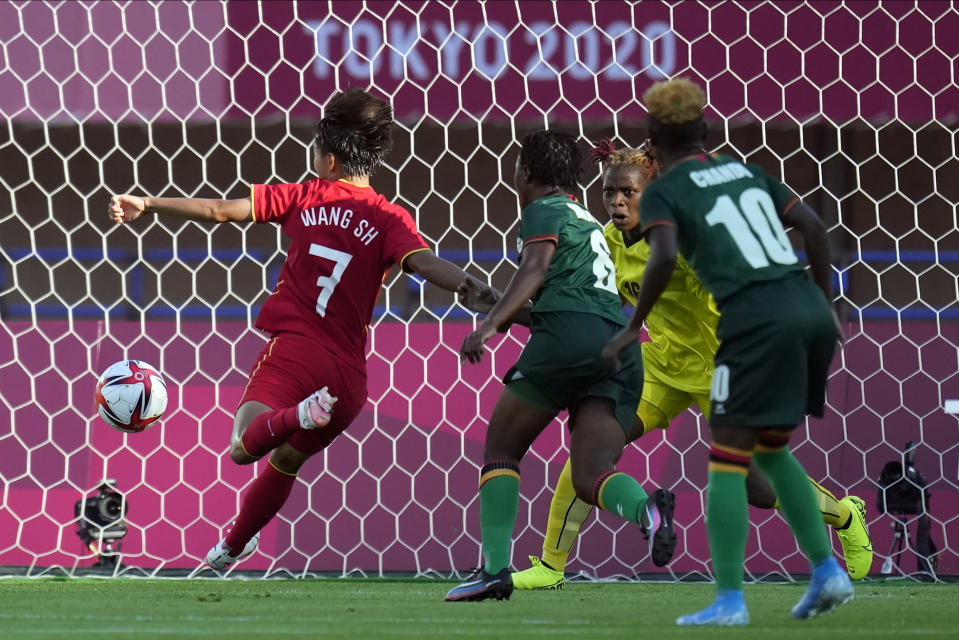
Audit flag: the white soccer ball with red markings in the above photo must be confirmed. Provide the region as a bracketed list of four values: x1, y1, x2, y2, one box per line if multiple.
[95, 360, 168, 433]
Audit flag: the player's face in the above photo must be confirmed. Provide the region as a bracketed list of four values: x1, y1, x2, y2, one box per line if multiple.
[602, 165, 644, 233]
[513, 155, 532, 209]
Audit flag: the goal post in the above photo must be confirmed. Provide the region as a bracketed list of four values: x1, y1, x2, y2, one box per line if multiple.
[0, 0, 956, 580]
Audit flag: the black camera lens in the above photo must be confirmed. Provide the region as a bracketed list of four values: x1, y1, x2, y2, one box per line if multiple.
[97, 492, 124, 522]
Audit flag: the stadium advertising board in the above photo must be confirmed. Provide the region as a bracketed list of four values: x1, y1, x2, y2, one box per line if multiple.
[1, 1, 949, 123]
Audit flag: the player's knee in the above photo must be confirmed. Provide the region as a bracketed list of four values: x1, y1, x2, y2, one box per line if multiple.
[570, 467, 606, 504]
[571, 476, 594, 504]
[269, 444, 309, 475]
[228, 439, 257, 465]
[637, 401, 669, 434]
[745, 460, 777, 509]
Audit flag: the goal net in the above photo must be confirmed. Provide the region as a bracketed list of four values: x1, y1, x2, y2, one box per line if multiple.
[1, 0, 956, 580]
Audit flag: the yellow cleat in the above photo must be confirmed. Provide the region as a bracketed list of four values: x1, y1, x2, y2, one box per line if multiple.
[510, 555, 565, 590]
[836, 496, 873, 580]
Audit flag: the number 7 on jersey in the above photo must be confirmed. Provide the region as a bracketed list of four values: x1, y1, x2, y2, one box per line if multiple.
[309, 243, 353, 317]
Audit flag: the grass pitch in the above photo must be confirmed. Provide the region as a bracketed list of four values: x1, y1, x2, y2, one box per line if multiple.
[0, 578, 955, 639]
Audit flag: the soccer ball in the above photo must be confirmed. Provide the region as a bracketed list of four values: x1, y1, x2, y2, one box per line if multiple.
[95, 360, 168, 433]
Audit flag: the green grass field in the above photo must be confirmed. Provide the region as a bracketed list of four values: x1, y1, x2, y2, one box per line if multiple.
[0, 578, 955, 639]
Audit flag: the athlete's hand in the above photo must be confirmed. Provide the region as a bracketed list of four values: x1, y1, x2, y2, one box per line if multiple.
[457, 278, 498, 314]
[602, 327, 639, 372]
[460, 320, 497, 365]
[108, 194, 147, 225]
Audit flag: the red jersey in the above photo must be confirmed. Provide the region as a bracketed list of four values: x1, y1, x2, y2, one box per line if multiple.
[250, 178, 429, 371]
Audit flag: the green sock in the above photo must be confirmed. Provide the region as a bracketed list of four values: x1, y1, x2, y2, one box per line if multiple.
[707, 469, 749, 591]
[753, 448, 832, 564]
[595, 472, 648, 525]
[479, 473, 520, 574]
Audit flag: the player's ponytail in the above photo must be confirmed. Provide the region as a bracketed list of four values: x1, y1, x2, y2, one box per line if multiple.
[588, 137, 617, 165]
[592, 138, 659, 183]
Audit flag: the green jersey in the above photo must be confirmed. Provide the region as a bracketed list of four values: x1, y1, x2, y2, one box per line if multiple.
[639, 154, 805, 306]
[518, 195, 625, 326]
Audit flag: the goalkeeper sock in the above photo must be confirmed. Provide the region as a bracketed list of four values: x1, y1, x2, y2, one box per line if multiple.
[707, 443, 752, 591]
[240, 406, 300, 458]
[809, 478, 851, 529]
[593, 471, 648, 525]
[753, 438, 832, 564]
[479, 461, 520, 574]
[541, 458, 593, 571]
[225, 461, 296, 551]
[773, 477, 849, 529]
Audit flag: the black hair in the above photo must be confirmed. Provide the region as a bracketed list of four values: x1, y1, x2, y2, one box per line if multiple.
[648, 115, 706, 153]
[518, 129, 584, 192]
[314, 88, 393, 177]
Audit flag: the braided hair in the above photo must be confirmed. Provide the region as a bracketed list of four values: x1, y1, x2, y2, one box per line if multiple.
[518, 129, 584, 192]
[588, 137, 659, 183]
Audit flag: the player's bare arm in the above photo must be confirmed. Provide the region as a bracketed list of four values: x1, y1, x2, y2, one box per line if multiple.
[780, 201, 832, 300]
[402, 249, 485, 294]
[459, 240, 553, 364]
[457, 279, 532, 328]
[109, 195, 253, 224]
[780, 201, 843, 342]
[602, 224, 677, 369]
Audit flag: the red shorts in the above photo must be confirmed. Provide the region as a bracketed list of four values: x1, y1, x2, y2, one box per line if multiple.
[238, 332, 368, 456]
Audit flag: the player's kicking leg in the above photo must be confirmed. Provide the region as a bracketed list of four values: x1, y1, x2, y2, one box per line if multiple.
[206, 389, 337, 570]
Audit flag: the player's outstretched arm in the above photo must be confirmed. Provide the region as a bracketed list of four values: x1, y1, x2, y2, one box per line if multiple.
[402, 250, 479, 293]
[457, 279, 532, 328]
[108, 195, 252, 225]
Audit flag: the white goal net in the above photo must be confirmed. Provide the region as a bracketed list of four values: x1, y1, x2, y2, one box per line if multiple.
[1, 0, 956, 580]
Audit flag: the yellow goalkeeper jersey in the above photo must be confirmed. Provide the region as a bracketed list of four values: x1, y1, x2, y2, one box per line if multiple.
[603, 223, 720, 394]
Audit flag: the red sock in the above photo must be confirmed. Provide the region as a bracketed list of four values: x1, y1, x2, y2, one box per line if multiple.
[224, 462, 296, 552]
[240, 406, 300, 458]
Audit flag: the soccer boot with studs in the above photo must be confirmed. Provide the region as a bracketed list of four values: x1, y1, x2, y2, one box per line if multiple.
[297, 386, 337, 429]
[835, 496, 873, 580]
[642, 488, 678, 567]
[205, 531, 260, 570]
[511, 555, 565, 590]
[676, 590, 749, 626]
[445, 568, 513, 602]
[791, 556, 855, 619]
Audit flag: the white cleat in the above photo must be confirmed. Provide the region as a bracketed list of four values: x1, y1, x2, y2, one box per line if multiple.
[205, 531, 260, 570]
[297, 386, 337, 429]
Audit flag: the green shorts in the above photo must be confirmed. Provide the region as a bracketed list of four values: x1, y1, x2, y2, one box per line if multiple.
[504, 311, 642, 433]
[710, 274, 838, 428]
